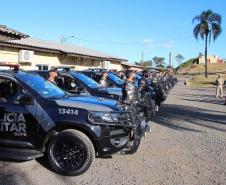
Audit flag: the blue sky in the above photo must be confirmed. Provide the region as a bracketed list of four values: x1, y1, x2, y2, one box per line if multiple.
[1, 0, 225, 66]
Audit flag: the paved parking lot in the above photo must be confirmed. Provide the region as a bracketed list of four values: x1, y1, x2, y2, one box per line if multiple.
[1, 78, 226, 185]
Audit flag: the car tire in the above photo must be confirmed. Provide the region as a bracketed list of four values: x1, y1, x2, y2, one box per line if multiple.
[47, 129, 95, 176]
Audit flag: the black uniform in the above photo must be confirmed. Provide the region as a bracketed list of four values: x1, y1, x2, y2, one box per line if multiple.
[122, 80, 138, 104]
[138, 77, 150, 94]
[138, 77, 155, 121]
[122, 79, 149, 145]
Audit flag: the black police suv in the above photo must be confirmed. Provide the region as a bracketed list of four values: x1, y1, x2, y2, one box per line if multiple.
[32, 69, 150, 128]
[32, 69, 122, 101]
[82, 69, 124, 88]
[0, 67, 146, 176]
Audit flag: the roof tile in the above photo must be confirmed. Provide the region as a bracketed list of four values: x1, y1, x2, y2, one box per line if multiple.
[4, 37, 127, 61]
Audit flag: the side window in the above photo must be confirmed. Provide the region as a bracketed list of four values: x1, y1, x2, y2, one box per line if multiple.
[36, 65, 42, 70]
[107, 78, 114, 87]
[43, 65, 49, 70]
[94, 74, 101, 83]
[0, 77, 25, 104]
[36, 64, 49, 70]
[63, 76, 78, 91]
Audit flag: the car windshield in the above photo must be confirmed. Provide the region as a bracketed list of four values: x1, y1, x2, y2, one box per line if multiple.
[16, 72, 66, 99]
[108, 73, 124, 85]
[71, 72, 101, 89]
[136, 74, 141, 80]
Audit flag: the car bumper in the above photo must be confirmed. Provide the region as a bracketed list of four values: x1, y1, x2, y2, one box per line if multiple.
[95, 119, 149, 157]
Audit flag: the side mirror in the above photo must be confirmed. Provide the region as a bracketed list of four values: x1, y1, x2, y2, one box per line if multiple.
[108, 83, 114, 88]
[15, 93, 34, 105]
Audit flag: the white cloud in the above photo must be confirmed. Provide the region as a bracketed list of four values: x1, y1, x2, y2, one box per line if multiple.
[141, 39, 154, 45]
[77, 43, 85, 47]
[162, 43, 173, 49]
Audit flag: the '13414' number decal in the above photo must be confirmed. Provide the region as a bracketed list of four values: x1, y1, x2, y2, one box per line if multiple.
[58, 108, 79, 115]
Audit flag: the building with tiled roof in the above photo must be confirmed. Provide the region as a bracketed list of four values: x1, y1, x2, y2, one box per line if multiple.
[0, 37, 127, 71]
[0, 25, 29, 41]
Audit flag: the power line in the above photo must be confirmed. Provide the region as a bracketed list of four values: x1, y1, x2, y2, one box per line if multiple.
[75, 38, 141, 45]
[72, 25, 225, 46]
[74, 35, 193, 45]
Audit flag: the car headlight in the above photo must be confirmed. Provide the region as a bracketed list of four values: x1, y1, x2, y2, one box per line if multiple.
[116, 103, 125, 111]
[88, 111, 120, 124]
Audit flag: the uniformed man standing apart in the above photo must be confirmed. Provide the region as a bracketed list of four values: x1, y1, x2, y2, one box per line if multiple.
[216, 74, 224, 99]
[99, 71, 108, 87]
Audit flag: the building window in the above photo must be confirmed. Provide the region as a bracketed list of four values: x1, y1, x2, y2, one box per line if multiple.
[92, 59, 95, 66]
[36, 64, 49, 70]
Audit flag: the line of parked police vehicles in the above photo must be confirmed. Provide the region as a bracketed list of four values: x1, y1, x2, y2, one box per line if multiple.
[0, 63, 177, 176]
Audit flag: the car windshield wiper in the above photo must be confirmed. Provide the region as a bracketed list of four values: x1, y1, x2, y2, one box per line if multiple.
[98, 86, 107, 90]
[47, 94, 66, 99]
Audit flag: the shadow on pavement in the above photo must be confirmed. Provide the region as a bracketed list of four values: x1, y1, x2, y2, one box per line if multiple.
[179, 97, 224, 106]
[35, 155, 54, 172]
[171, 92, 216, 99]
[0, 160, 33, 185]
[152, 104, 226, 132]
[35, 157, 77, 185]
[0, 158, 75, 185]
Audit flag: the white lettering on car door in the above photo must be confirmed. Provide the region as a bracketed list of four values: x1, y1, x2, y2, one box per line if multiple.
[0, 113, 27, 136]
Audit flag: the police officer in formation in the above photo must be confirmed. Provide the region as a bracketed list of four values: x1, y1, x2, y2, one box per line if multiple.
[99, 71, 108, 87]
[138, 70, 150, 95]
[122, 70, 138, 104]
[138, 70, 155, 120]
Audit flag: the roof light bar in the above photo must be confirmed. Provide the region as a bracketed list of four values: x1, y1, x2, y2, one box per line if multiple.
[0, 62, 20, 70]
[0, 62, 20, 67]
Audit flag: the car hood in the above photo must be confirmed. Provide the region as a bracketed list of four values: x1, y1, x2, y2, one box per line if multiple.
[106, 87, 122, 96]
[55, 95, 119, 112]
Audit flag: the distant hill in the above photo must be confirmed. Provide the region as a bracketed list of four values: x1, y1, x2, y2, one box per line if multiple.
[179, 58, 196, 69]
[178, 59, 226, 75]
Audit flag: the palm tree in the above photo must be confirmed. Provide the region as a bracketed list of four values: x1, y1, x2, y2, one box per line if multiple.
[193, 10, 222, 77]
[175, 54, 185, 66]
[152, 56, 165, 67]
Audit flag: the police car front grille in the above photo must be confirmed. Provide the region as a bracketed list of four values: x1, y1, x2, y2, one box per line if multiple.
[118, 112, 134, 126]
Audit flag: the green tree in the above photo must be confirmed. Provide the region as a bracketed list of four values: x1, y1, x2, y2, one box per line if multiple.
[198, 52, 204, 57]
[175, 54, 185, 66]
[136, 60, 153, 67]
[143, 60, 153, 67]
[193, 10, 222, 77]
[152, 56, 165, 67]
[157, 64, 165, 69]
[166, 65, 173, 70]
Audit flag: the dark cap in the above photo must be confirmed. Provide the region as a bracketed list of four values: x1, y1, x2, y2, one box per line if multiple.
[49, 68, 57, 72]
[125, 70, 134, 79]
[142, 70, 149, 76]
[101, 71, 108, 75]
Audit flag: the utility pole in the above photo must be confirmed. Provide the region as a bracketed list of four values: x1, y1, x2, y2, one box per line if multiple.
[169, 52, 173, 67]
[141, 51, 152, 67]
[141, 51, 144, 66]
[61, 35, 75, 44]
[61, 35, 64, 44]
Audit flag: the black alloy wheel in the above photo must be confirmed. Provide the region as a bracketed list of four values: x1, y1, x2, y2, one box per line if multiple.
[47, 129, 94, 176]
